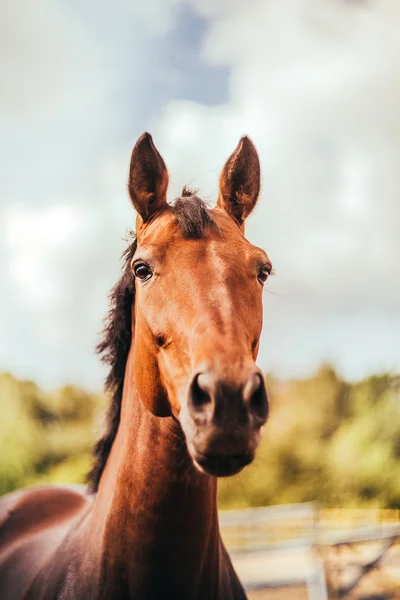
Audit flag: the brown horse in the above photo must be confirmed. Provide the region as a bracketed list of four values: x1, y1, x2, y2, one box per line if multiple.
[0, 133, 272, 600]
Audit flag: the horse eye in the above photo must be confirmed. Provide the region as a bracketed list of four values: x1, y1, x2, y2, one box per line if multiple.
[258, 265, 271, 285]
[133, 261, 153, 282]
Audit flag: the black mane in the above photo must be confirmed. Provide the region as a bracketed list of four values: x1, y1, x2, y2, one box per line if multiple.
[87, 192, 217, 492]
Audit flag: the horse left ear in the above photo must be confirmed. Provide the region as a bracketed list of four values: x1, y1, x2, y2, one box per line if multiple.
[217, 135, 261, 226]
[128, 132, 169, 222]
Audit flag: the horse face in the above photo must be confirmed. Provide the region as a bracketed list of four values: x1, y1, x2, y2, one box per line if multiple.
[129, 133, 271, 477]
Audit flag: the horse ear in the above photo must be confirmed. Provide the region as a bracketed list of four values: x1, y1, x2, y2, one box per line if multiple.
[128, 132, 168, 222]
[217, 136, 260, 226]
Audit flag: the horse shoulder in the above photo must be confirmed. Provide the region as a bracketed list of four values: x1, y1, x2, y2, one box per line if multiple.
[0, 485, 91, 600]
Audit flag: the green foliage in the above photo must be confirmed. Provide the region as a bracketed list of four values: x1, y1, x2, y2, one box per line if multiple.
[218, 366, 400, 509]
[0, 368, 399, 508]
[0, 373, 105, 495]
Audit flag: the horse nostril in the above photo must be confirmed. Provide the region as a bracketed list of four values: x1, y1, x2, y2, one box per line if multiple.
[189, 372, 213, 411]
[244, 373, 269, 423]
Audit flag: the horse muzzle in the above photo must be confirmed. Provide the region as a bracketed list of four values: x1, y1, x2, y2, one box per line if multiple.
[183, 365, 269, 477]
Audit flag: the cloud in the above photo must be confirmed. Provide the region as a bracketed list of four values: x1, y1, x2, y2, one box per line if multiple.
[5, 204, 80, 305]
[153, 0, 400, 379]
[0, 0, 186, 387]
[0, 0, 399, 387]
[0, 0, 107, 121]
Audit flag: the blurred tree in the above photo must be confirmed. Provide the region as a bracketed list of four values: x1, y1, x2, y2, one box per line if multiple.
[1, 369, 399, 508]
[219, 368, 400, 508]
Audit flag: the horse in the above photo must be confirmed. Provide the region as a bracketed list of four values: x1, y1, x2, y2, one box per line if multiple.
[0, 133, 272, 599]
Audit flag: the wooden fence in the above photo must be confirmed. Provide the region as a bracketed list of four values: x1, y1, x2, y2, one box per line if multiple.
[219, 504, 400, 599]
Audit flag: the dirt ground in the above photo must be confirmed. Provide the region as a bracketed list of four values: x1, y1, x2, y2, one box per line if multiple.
[248, 584, 400, 599]
[248, 586, 308, 599]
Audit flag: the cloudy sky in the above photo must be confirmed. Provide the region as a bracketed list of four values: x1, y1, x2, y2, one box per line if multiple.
[1, 0, 399, 390]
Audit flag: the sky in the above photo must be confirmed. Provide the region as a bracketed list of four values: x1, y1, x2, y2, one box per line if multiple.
[1, 0, 399, 390]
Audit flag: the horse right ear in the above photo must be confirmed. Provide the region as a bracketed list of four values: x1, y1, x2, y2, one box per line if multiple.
[128, 132, 169, 222]
[217, 135, 260, 227]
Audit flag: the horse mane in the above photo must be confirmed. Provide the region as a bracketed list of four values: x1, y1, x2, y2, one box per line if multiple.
[86, 239, 137, 493]
[87, 191, 217, 492]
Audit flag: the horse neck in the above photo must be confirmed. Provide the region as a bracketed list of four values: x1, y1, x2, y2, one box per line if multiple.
[91, 348, 223, 598]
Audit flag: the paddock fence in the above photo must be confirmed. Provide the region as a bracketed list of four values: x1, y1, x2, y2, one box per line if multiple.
[219, 504, 400, 599]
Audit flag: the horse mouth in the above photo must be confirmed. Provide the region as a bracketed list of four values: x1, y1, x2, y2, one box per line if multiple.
[192, 450, 253, 477]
